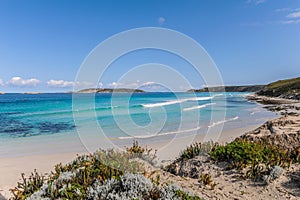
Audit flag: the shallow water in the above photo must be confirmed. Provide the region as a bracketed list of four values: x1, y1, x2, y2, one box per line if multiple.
[0, 92, 276, 157]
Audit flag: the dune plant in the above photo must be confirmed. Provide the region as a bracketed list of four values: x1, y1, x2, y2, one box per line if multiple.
[10, 169, 45, 200]
[126, 140, 157, 165]
[210, 139, 295, 179]
[178, 141, 216, 161]
[87, 173, 201, 200]
[11, 142, 199, 200]
[10, 148, 144, 200]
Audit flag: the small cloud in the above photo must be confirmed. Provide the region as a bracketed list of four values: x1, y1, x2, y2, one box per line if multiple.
[279, 9, 300, 24]
[280, 19, 300, 24]
[286, 11, 300, 19]
[246, 0, 267, 5]
[47, 80, 75, 87]
[142, 81, 155, 86]
[158, 17, 166, 25]
[140, 83, 169, 92]
[47, 80, 94, 88]
[108, 82, 123, 88]
[275, 8, 291, 12]
[98, 82, 103, 88]
[7, 77, 40, 87]
[0, 79, 3, 86]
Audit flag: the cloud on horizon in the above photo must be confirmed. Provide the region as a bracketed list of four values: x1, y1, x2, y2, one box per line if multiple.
[47, 79, 95, 88]
[47, 79, 76, 87]
[107, 80, 182, 91]
[7, 77, 40, 87]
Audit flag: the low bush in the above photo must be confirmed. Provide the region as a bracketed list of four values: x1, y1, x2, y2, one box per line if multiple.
[10, 148, 144, 199]
[10, 141, 201, 199]
[210, 139, 295, 178]
[178, 141, 216, 161]
[87, 173, 201, 200]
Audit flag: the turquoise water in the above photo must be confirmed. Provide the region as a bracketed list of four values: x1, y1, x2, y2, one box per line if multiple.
[0, 92, 275, 140]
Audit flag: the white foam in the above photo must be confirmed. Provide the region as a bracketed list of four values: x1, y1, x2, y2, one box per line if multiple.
[212, 94, 224, 97]
[185, 96, 213, 101]
[117, 126, 202, 140]
[183, 103, 216, 111]
[142, 99, 185, 108]
[142, 96, 214, 108]
[208, 116, 239, 128]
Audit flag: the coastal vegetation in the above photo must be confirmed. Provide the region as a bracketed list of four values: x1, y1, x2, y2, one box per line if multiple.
[10, 142, 201, 200]
[167, 139, 300, 180]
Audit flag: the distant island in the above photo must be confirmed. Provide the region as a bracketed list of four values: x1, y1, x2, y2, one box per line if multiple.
[76, 88, 145, 93]
[188, 85, 265, 93]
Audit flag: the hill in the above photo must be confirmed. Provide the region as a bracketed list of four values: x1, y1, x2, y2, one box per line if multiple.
[188, 85, 265, 93]
[257, 77, 300, 100]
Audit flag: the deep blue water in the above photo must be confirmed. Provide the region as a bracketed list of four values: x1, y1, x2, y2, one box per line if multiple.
[0, 92, 273, 139]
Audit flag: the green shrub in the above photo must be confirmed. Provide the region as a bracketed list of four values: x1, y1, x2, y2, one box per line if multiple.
[210, 139, 293, 178]
[126, 140, 157, 164]
[178, 141, 216, 161]
[10, 148, 144, 200]
[10, 170, 45, 200]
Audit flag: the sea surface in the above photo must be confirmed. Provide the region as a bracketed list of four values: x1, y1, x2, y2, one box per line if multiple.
[0, 92, 277, 157]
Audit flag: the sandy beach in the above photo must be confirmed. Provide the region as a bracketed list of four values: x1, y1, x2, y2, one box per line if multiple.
[0, 121, 272, 198]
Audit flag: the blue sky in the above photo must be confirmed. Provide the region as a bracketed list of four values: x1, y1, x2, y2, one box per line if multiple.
[0, 0, 300, 92]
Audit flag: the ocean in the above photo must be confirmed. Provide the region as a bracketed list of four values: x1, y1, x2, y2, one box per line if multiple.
[0, 92, 276, 157]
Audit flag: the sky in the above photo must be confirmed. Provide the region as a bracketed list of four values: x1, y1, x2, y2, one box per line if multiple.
[0, 0, 300, 92]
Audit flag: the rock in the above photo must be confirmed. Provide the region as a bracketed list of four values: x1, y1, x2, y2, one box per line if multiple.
[263, 166, 284, 184]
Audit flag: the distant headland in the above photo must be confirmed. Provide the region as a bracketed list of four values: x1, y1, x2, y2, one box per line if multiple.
[75, 88, 145, 93]
[188, 85, 265, 93]
[189, 76, 300, 100]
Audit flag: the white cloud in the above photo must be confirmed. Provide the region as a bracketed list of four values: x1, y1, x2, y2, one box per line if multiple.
[142, 81, 155, 86]
[47, 80, 75, 87]
[108, 82, 123, 88]
[280, 19, 300, 24]
[108, 80, 159, 89]
[98, 82, 104, 88]
[158, 17, 166, 25]
[275, 8, 291, 12]
[286, 11, 300, 18]
[7, 77, 40, 87]
[279, 9, 300, 24]
[246, 0, 267, 5]
[47, 80, 95, 88]
[0, 79, 3, 86]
